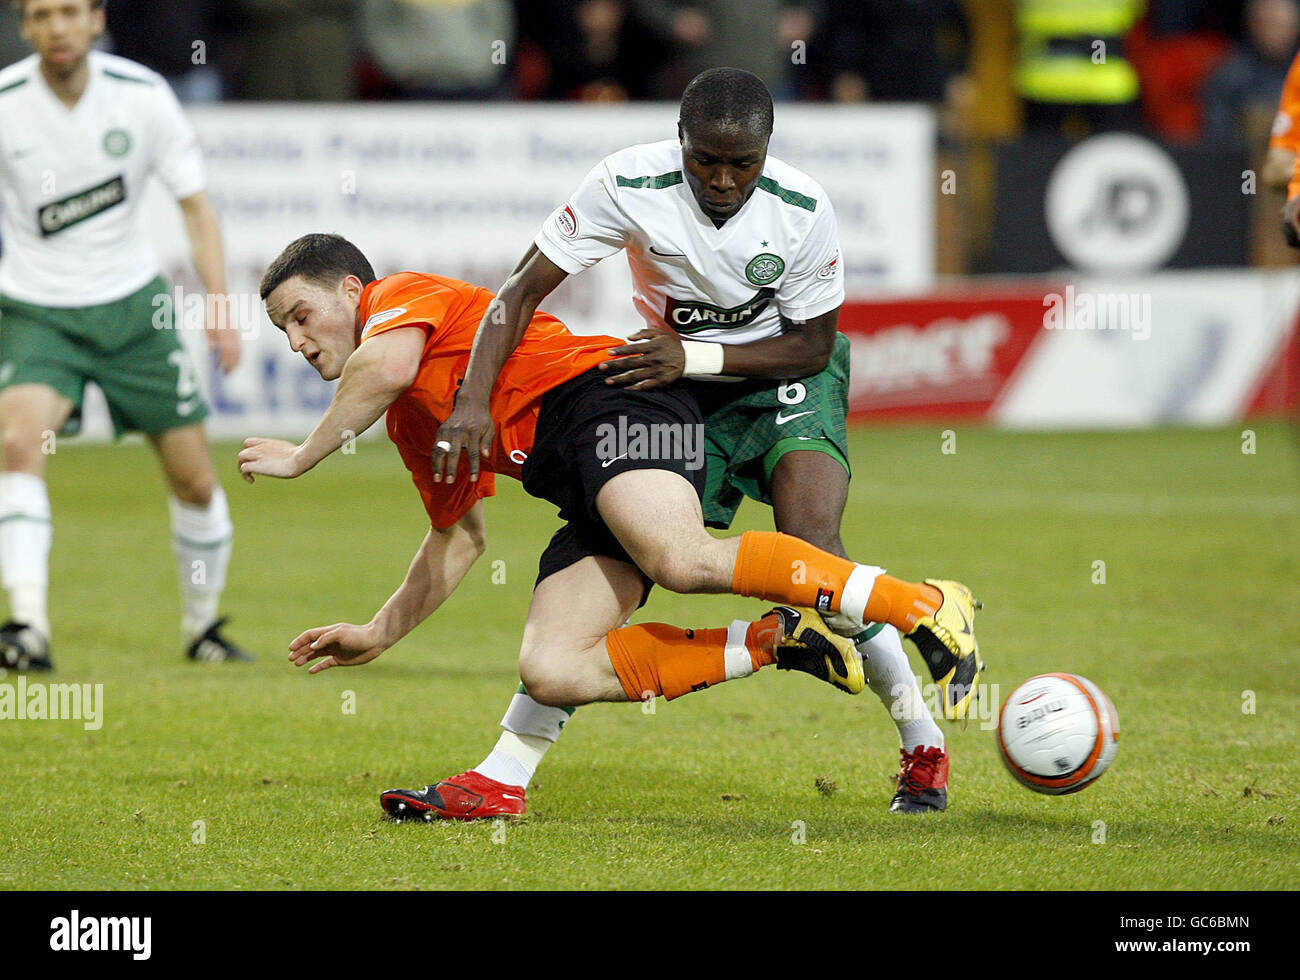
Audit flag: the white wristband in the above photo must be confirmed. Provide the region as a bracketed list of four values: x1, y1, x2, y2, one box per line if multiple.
[681, 340, 725, 377]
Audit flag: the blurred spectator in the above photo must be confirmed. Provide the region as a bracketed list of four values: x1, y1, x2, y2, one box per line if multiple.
[1202, 0, 1300, 143]
[1127, 9, 1232, 141]
[810, 0, 970, 106]
[359, 0, 515, 99]
[238, 0, 356, 101]
[514, 0, 668, 101]
[105, 0, 225, 102]
[1015, 0, 1145, 135]
[628, 1, 810, 98]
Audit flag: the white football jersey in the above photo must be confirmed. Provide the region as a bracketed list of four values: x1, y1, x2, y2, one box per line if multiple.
[535, 139, 844, 351]
[0, 51, 205, 307]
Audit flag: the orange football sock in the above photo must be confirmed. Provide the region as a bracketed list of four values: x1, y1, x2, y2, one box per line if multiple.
[606, 613, 780, 702]
[730, 530, 859, 613]
[729, 531, 942, 634]
[746, 613, 780, 669]
[863, 575, 942, 634]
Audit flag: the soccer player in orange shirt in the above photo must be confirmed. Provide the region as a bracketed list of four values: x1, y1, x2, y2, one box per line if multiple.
[237, 233, 982, 820]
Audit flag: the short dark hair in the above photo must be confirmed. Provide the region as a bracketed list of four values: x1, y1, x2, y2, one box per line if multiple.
[259, 233, 376, 301]
[679, 68, 774, 140]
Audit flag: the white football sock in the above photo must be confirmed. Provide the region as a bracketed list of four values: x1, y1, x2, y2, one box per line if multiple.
[859, 623, 944, 753]
[474, 686, 575, 788]
[476, 734, 550, 789]
[169, 486, 232, 644]
[0, 472, 52, 639]
[722, 619, 757, 679]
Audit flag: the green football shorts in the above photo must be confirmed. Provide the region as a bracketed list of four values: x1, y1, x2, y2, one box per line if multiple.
[687, 331, 851, 529]
[0, 276, 208, 437]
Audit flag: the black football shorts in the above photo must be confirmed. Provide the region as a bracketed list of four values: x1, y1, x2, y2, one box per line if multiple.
[523, 367, 707, 602]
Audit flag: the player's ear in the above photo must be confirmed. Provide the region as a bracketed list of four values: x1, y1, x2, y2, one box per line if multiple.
[340, 274, 363, 305]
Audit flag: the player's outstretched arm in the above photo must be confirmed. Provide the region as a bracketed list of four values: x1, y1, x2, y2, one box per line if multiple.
[601, 307, 841, 389]
[288, 502, 488, 673]
[431, 246, 569, 485]
[238, 326, 426, 482]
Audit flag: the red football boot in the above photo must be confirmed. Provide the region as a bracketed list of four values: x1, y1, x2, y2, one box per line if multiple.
[381, 771, 526, 821]
[889, 745, 949, 814]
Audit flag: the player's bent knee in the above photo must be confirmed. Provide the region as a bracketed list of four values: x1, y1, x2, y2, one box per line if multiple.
[517, 654, 576, 707]
[519, 639, 608, 706]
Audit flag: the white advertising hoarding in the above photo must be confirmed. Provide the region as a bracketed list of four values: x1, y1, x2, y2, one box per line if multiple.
[991, 270, 1300, 429]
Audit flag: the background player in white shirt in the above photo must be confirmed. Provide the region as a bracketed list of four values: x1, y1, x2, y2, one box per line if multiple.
[0, 0, 251, 668]
[425, 68, 982, 816]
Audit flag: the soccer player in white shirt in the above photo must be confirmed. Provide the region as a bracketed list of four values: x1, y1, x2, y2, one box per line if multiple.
[0, 0, 251, 668]
[425, 68, 983, 816]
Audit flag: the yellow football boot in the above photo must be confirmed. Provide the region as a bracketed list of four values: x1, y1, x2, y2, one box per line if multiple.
[769, 605, 865, 695]
[906, 579, 984, 720]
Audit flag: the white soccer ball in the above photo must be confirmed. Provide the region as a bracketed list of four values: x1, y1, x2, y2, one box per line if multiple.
[997, 673, 1120, 795]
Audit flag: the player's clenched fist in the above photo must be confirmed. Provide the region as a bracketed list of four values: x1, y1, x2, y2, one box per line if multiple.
[289, 622, 387, 673]
[237, 437, 306, 483]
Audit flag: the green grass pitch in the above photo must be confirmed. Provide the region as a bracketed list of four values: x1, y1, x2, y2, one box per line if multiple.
[2, 423, 1296, 890]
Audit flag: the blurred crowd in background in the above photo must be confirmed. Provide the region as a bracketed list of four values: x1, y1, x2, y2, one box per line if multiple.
[0, 0, 1292, 150]
[3, 0, 1296, 273]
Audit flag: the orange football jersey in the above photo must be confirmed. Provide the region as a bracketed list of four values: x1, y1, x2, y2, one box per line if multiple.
[359, 272, 622, 528]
